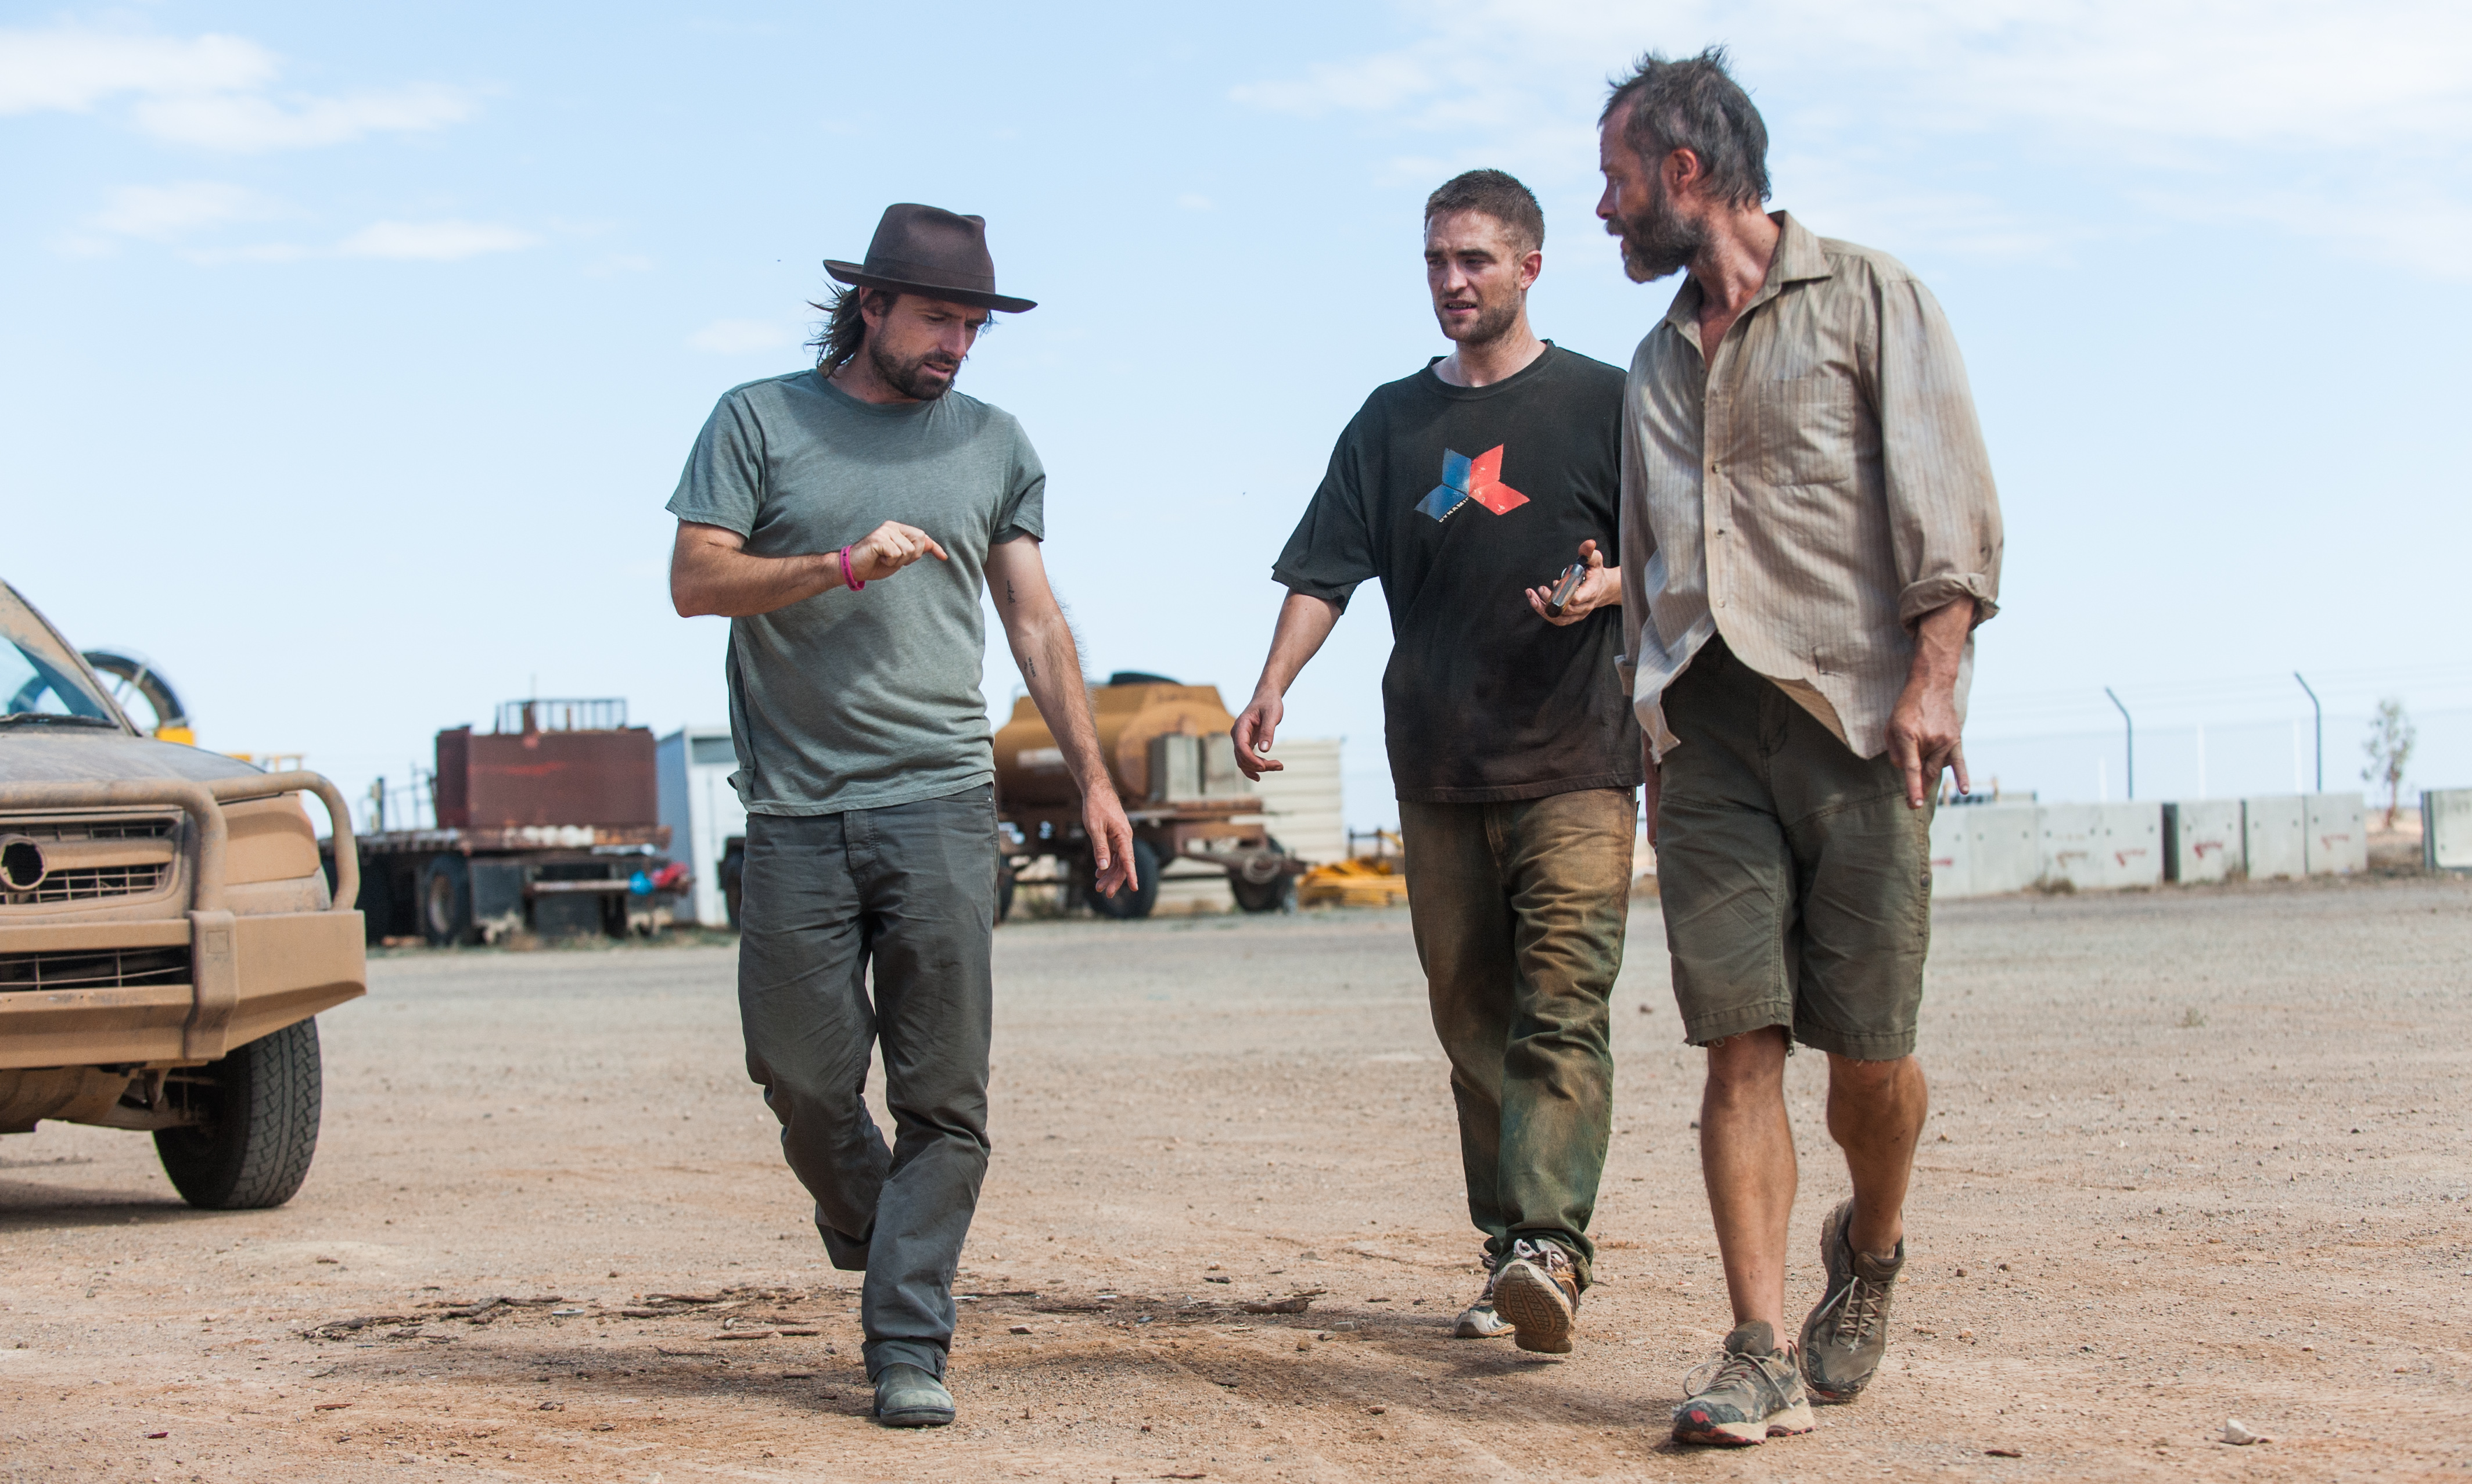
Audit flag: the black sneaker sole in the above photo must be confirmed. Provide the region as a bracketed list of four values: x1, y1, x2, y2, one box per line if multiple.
[1489, 1261, 1574, 1354]
[872, 1405, 955, 1428]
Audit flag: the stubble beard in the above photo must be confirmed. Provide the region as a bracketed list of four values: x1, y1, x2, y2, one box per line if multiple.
[1612, 175, 1706, 284]
[868, 335, 961, 400]
[1438, 289, 1523, 348]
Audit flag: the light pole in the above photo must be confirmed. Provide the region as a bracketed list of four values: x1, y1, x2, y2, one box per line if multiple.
[2293, 672, 2322, 792]
[2104, 687, 2134, 800]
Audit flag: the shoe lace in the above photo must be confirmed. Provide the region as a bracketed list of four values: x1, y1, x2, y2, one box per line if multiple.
[1683, 1346, 1792, 1407]
[1815, 1269, 1889, 1349]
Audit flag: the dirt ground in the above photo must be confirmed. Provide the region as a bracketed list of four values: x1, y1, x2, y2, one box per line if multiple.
[5, 874, 2470, 1482]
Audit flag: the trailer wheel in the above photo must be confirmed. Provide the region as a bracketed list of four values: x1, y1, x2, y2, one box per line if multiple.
[1230, 836, 1296, 914]
[154, 1018, 324, 1210]
[1086, 839, 1160, 920]
[421, 854, 473, 946]
[996, 858, 1016, 923]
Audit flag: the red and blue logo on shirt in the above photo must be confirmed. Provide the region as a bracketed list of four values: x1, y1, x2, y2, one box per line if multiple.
[1417, 444, 1528, 522]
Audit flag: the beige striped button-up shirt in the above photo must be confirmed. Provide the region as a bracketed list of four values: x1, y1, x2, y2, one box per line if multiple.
[1616, 212, 2003, 762]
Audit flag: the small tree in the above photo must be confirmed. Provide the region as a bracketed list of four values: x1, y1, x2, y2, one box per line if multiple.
[2361, 697, 2416, 828]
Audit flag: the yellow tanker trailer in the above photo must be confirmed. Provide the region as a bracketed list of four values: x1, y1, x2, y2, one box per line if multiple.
[991, 672, 1299, 919]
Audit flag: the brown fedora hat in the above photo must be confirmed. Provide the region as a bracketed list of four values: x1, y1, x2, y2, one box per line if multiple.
[824, 203, 1036, 314]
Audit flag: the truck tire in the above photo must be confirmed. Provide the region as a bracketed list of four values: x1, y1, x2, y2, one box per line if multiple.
[1086, 839, 1161, 920]
[1230, 836, 1296, 913]
[420, 854, 472, 946]
[154, 1018, 324, 1210]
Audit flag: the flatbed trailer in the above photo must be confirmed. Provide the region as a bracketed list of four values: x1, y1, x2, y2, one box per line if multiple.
[349, 822, 687, 946]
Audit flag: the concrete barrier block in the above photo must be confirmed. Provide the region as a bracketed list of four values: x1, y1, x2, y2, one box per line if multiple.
[1967, 805, 2045, 894]
[2425, 788, 2472, 871]
[2162, 800, 2244, 883]
[1928, 807, 1972, 897]
[2304, 792, 2366, 876]
[2243, 796, 2306, 880]
[2039, 802, 2163, 890]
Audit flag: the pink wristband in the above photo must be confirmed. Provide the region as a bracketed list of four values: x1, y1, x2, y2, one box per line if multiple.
[840, 545, 864, 591]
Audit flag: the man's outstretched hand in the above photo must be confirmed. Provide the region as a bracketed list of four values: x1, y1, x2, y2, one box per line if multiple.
[847, 520, 949, 584]
[1231, 689, 1284, 781]
[1084, 786, 1138, 899]
[1525, 538, 1619, 626]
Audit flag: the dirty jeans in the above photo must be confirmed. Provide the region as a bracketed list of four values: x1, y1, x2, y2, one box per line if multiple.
[735, 785, 997, 1381]
[1399, 789, 1634, 1287]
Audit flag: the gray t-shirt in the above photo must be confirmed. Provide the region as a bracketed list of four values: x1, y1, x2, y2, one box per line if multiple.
[666, 369, 1045, 815]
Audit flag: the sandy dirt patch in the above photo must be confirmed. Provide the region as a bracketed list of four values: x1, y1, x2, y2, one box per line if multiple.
[3, 875, 2469, 1481]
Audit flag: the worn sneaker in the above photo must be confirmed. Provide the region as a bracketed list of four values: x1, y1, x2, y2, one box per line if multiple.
[1798, 1198, 1905, 1403]
[1670, 1320, 1815, 1446]
[1453, 1256, 1514, 1339]
[1488, 1237, 1580, 1354]
[871, 1363, 955, 1428]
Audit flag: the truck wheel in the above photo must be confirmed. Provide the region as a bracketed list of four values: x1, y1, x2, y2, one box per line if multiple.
[1230, 836, 1296, 913]
[996, 858, 1016, 923]
[420, 854, 472, 946]
[154, 1018, 323, 1210]
[1087, 839, 1161, 920]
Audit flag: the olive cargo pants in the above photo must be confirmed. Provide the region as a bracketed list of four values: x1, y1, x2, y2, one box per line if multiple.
[735, 785, 998, 1381]
[1399, 788, 1634, 1286]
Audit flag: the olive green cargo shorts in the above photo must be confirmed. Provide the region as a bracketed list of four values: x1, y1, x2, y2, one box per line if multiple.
[1654, 638, 1932, 1061]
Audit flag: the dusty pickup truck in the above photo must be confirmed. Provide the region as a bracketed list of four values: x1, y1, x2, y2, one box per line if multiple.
[1, 579, 364, 1208]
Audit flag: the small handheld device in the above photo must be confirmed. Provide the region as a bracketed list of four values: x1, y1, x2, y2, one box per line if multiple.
[1545, 562, 1587, 618]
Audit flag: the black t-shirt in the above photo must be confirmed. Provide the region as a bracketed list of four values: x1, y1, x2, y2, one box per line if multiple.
[1274, 344, 1641, 804]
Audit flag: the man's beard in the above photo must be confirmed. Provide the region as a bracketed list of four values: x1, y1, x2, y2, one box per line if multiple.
[1437, 290, 1522, 347]
[1611, 175, 1705, 283]
[868, 336, 962, 400]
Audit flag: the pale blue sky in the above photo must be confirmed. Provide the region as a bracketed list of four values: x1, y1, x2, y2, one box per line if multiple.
[9, 2, 2471, 826]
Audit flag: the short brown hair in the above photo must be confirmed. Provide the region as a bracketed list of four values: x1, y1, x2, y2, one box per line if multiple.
[1424, 169, 1544, 254]
[1601, 47, 1770, 210]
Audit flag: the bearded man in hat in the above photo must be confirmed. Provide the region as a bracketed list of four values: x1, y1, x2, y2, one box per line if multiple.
[667, 203, 1134, 1429]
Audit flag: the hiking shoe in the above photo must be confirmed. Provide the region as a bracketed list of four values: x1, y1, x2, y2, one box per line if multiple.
[1670, 1320, 1815, 1447]
[1798, 1198, 1904, 1403]
[1453, 1256, 1514, 1339]
[1489, 1237, 1580, 1354]
[871, 1363, 954, 1428]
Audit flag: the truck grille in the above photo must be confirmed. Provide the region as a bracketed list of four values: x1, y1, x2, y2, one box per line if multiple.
[5, 863, 170, 905]
[0, 946, 190, 992]
[0, 817, 178, 843]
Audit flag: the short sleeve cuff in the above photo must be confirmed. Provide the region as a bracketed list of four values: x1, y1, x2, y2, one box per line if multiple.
[993, 524, 1041, 545]
[1271, 565, 1359, 612]
[666, 494, 754, 538]
[1898, 573, 1998, 628]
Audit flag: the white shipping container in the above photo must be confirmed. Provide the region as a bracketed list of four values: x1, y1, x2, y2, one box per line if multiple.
[2304, 792, 2366, 876]
[2242, 796, 2307, 880]
[657, 725, 748, 929]
[1246, 736, 1345, 867]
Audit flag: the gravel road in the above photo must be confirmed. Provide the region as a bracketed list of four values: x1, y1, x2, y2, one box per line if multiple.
[3, 874, 2469, 1481]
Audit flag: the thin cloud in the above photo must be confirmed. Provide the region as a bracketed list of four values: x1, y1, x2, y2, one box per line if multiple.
[91, 181, 282, 240]
[1230, 0, 2472, 275]
[132, 83, 473, 152]
[0, 26, 272, 113]
[0, 23, 475, 152]
[338, 220, 538, 262]
[688, 319, 801, 355]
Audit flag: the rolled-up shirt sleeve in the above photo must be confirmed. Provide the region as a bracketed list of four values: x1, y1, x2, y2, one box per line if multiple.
[1870, 272, 2003, 629]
